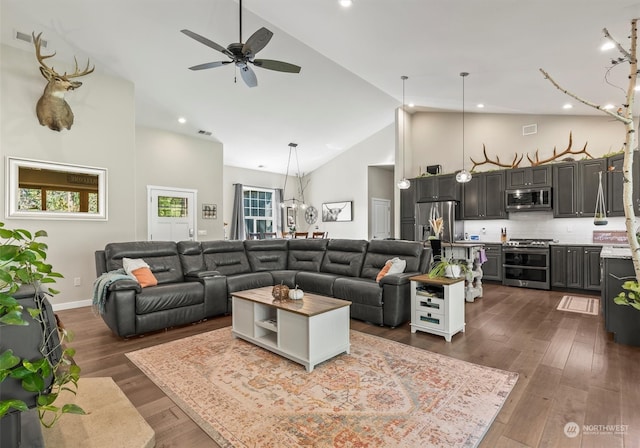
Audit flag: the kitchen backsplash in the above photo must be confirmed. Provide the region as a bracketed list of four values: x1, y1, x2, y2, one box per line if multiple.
[462, 211, 628, 244]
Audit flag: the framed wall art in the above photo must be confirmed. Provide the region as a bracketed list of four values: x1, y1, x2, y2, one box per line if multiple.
[322, 201, 352, 222]
[202, 203, 217, 219]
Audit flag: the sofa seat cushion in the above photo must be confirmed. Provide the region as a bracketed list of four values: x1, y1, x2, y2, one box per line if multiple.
[135, 282, 203, 315]
[294, 271, 339, 297]
[226, 272, 274, 294]
[333, 277, 383, 307]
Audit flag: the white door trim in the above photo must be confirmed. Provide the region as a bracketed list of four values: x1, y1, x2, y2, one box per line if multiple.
[371, 197, 391, 240]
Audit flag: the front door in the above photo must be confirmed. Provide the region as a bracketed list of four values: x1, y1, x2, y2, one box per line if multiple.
[371, 198, 391, 240]
[148, 186, 197, 241]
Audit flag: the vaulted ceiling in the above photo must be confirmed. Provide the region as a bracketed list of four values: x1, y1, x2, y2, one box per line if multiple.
[3, 0, 640, 174]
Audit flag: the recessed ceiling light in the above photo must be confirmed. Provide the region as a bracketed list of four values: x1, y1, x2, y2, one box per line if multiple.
[603, 104, 615, 110]
[601, 41, 615, 51]
[563, 103, 573, 109]
[339, 0, 353, 7]
[408, 103, 415, 108]
[258, 164, 265, 168]
[635, 85, 640, 91]
[178, 117, 187, 124]
[476, 103, 485, 108]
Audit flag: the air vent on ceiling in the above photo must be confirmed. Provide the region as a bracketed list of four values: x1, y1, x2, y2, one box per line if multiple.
[197, 130, 212, 136]
[15, 30, 47, 47]
[522, 124, 537, 136]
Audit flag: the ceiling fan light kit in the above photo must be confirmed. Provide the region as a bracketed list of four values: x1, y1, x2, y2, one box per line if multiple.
[181, 0, 301, 87]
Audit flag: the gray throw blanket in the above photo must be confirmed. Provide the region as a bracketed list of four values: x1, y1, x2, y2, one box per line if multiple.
[92, 269, 134, 315]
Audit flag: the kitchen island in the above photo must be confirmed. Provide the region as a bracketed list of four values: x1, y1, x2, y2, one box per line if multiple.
[442, 241, 485, 302]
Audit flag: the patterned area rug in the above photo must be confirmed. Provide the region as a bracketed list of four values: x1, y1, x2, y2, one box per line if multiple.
[557, 295, 600, 316]
[126, 327, 518, 447]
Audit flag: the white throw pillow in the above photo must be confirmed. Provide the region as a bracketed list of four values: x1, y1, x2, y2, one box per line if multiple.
[386, 257, 406, 275]
[122, 257, 150, 275]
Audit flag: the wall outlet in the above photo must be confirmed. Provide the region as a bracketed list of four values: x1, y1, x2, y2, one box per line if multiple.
[73, 277, 81, 286]
[198, 230, 207, 236]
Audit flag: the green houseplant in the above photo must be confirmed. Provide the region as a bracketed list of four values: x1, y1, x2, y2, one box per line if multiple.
[428, 257, 469, 279]
[0, 222, 84, 446]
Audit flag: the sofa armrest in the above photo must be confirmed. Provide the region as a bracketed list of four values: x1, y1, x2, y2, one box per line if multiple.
[108, 279, 142, 293]
[185, 270, 221, 279]
[378, 272, 418, 286]
[101, 288, 137, 337]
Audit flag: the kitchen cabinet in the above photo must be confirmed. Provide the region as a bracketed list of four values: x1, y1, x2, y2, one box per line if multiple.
[602, 256, 640, 346]
[462, 171, 506, 220]
[416, 174, 460, 202]
[552, 159, 607, 218]
[607, 151, 640, 216]
[506, 166, 552, 189]
[481, 244, 503, 281]
[400, 181, 416, 240]
[551, 245, 601, 291]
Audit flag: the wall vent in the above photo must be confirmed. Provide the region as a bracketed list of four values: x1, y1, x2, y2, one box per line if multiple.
[15, 30, 47, 47]
[198, 130, 212, 136]
[522, 123, 537, 136]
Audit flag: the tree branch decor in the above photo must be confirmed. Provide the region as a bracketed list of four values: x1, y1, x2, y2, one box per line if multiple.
[540, 18, 640, 307]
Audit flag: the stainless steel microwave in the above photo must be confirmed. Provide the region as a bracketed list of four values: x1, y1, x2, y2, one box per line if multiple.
[505, 187, 551, 211]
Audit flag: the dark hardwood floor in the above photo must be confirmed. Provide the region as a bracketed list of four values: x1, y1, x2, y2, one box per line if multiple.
[56, 284, 640, 447]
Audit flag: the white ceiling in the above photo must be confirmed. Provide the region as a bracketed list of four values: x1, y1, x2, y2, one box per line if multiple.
[3, 0, 640, 175]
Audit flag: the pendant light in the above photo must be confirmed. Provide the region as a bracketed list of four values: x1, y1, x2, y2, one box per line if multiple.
[456, 72, 472, 183]
[397, 75, 411, 190]
[280, 142, 307, 210]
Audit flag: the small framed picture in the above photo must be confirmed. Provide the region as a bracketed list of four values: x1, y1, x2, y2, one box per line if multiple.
[202, 204, 217, 219]
[322, 201, 352, 222]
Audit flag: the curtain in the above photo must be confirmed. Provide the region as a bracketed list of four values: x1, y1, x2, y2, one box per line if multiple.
[230, 183, 245, 240]
[274, 188, 284, 236]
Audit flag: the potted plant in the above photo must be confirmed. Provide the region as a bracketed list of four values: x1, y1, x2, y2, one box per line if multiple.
[428, 257, 468, 279]
[0, 222, 84, 447]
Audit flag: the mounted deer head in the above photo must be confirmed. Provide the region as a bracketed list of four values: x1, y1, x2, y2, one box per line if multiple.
[33, 32, 94, 131]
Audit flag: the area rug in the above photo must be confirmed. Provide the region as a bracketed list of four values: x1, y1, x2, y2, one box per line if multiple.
[126, 327, 518, 448]
[557, 295, 600, 316]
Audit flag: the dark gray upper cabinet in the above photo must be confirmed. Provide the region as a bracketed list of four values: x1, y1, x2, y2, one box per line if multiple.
[552, 159, 607, 218]
[415, 174, 460, 202]
[462, 171, 506, 220]
[607, 151, 640, 216]
[506, 166, 552, 189]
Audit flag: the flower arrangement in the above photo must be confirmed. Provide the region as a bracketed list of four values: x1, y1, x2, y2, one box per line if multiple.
[429, 216, 444, 238]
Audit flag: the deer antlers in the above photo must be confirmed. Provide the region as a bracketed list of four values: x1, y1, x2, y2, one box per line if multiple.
[526, 132, 593, 166]
[468, 132, 594, 171]
[470, 144, 524, 171]
[33, 32, 94, 80]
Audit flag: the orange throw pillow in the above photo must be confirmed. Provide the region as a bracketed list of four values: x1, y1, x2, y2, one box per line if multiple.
[131, 267, 158, 288]
[376, 261, 392, 283]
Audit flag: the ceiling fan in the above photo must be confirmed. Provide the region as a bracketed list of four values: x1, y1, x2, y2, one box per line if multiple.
[181, 0, 301, 88]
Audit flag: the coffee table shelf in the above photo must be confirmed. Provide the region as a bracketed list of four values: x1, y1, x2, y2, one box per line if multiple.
[232, 287, 351, 372]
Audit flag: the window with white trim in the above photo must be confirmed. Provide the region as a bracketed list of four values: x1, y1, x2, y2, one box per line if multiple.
[243, 187, 275, 235]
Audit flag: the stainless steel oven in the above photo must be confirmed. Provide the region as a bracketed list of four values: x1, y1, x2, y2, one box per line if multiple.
[502, 240, 550, 290]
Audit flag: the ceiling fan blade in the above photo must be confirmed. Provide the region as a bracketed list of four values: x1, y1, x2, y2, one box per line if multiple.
[242, 27, 273, 56]
[181, 29, 233, 58]
[188, 61, 231, 70]
[252, 59, 301, 74]
[238, 64, 258, 87]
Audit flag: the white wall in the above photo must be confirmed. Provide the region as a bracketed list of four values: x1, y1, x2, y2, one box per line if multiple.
[304, 124, 395, 239]
[135, 127, 224, 240]
[1, 44, 226, 307]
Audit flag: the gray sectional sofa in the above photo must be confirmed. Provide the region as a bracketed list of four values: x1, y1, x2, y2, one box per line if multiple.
[94, 238, 430, 338]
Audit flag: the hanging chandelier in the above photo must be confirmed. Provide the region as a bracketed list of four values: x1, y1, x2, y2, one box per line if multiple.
[397, 75, 411, 190]
[456, 72, 472, 183]
[280, 142, 307, 209]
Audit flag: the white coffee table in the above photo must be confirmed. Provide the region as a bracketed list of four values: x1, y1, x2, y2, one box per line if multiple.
[231, 287, 351, 372]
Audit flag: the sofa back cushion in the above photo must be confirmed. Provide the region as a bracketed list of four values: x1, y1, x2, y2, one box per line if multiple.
[287, 238, 328, 272]
[244, 239, 288, 272]
[361, 239, 425, 280]
[177, 241, 205, 275]
[103, 241, 183, 284]
[201, 240, 251, 275]
[321, 239, 368, 277]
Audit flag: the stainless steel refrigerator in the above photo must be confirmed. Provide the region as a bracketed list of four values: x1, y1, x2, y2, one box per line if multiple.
[415, 201, 463, 243]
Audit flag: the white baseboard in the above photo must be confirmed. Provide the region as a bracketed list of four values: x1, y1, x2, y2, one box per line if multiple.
[52, 299, 92, 311]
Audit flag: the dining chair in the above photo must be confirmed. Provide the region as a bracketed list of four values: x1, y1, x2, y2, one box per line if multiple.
[248, 232, 262, 240]
[263, 232, 278, 239]
[294, 232, 309, 238]
[312, 231, 327, 239]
